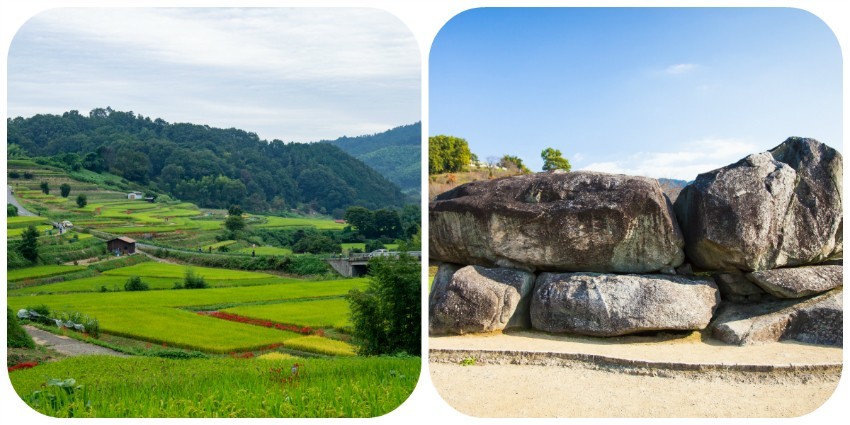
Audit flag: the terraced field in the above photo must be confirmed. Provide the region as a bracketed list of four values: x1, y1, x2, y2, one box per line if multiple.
[7, 276, 367, 353]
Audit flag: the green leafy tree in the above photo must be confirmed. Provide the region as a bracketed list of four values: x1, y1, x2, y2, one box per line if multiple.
[347, 255, 420, 356]
[365, 239, 385, 252]
[500, 155, 531, 174]
[76, 194, 87, 208]
[7, 204, 18, 217]
[18, 225, 40, 263]
[39, 181, 50, 195]
[60, 183, 71, 197]
[429, 135, 472, 174]
[124, 276, 149, 291]
[541, 148, 571, 172]
[225, 205, 246, 232]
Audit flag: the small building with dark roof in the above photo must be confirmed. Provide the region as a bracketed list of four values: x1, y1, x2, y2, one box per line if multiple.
[107, 237, 136, 255]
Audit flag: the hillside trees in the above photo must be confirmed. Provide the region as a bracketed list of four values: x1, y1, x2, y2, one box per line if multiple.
[7, 108, 406, 213]
[39, 182, 49, 194]
[60, 183, 71, 197]
[76, 194, 88, 208]
[429, 135, 471, 174]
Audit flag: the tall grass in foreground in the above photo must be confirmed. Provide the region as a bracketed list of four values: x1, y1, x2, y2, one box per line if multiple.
[9, 355, 419, 418]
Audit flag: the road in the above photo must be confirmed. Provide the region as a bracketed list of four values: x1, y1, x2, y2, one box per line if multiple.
[7, 185, 37, 216]
[23, 325, 127, 357]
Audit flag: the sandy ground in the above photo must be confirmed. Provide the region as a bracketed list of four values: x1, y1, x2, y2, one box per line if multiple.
[429, 331, 842, 418]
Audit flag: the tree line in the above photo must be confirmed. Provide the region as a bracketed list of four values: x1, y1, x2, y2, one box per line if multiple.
[428, 134, 571, 174]
[7, 108, 407, 215]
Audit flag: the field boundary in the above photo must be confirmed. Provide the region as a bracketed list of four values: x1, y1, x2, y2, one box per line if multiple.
[429, 348, 842, 383]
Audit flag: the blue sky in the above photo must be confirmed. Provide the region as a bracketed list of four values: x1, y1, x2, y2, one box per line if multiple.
[7, 8, 420, 142]
[430, 8, 842, 180]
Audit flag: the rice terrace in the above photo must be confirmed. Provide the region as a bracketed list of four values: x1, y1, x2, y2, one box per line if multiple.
[6, 146, 421, 417]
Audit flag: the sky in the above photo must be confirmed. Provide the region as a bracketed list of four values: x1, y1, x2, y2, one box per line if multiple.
[6, 8, 421, 142]
[429, 8, 843, 181]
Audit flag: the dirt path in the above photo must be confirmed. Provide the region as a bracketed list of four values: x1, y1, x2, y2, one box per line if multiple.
[429, 331, 842, 417]
[24, 325, 128, 357]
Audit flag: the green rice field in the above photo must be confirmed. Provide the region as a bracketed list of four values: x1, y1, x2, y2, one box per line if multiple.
[7, 265, 88, 282]
[253, 216, 346, 230]
[8, 355, 419, 417]
[237, 246, 294, 255]
[7, 278, 368, 352]
[223, 298, 352, 329]
[102, 262, 277, 280]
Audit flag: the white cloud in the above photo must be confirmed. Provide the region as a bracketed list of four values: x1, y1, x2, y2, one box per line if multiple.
[665, 63, 698, 75]
[23, 8, 419, 82]
[579, 137, 760, 181]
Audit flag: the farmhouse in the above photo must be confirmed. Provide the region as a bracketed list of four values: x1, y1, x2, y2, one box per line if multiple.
[127, 191, 144, 200]
[107, 236, 137, 255]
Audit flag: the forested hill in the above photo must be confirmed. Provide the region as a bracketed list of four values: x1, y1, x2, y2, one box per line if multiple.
[325, 122, 421, 200]
[6, 108, 406, 214]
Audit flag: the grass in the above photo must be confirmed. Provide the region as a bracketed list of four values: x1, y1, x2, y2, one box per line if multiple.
[7, 278, 368, 353]
[7, 216, 48, 228]
[102, 262, 277, 280]
[223, 298, 352, 329]
[8, 355, 420, 417]
[7, 225, 54, 238]
[284, 335, 356, 356]
[254, 215, 346, 230]
[236, 246, 294, 256]
[7, 265, 89, 282]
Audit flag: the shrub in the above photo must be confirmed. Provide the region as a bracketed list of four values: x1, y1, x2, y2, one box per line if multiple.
[365, 239, 385, 252]
[183, 268, 208, 289]
[347, 254, 420, 356]
[7, 203, 18, 217]
[124, 276, 149, 291]
[7, 308, 36, 348]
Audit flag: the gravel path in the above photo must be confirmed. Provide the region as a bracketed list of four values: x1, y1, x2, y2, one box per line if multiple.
[429, 331, 842, 417]
[24, 325, 128, 357]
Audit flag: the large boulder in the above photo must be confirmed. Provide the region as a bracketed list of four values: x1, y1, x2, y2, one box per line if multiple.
[530, 272, 719, 337]
[712, 272, 773, 304]
[674, 137, 842, 272]
[430, 171, 684, 273]
[709, 289, 842, 346]
[746, 265, 842, 298]
[429, 264, 535, 335]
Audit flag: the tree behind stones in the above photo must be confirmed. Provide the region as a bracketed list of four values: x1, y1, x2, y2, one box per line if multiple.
[541, 147, 572, 172]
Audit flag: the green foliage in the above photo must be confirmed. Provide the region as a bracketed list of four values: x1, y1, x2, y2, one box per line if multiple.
[8, 308, 36, 348]
[76, 193, 87, 208]
[224, 213, 246, 233]
[19, 225, 41, 263]
[344, 206, 404, 239]
[365, 239, 386, 252]
[347, 255, 420, 356]
[499, 155, 531, 174]
[60, 183, 72, 197]
[429, 134, 472, 174]
[291, 233, 341, 254]
[8, 203, 18, 216]
[7, 108, 406, 213]
[460, 357, 477, 366]
[541, 147, 572, 172]
[26, 378, 90, 418]
[326, 122, 421, 197]
[124, 276, 150, 291]
[40, 181, 50, 194]
[182, 268, 208, 289]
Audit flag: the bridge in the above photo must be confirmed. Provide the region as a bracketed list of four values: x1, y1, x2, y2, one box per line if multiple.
[325, 251, 421, 277]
